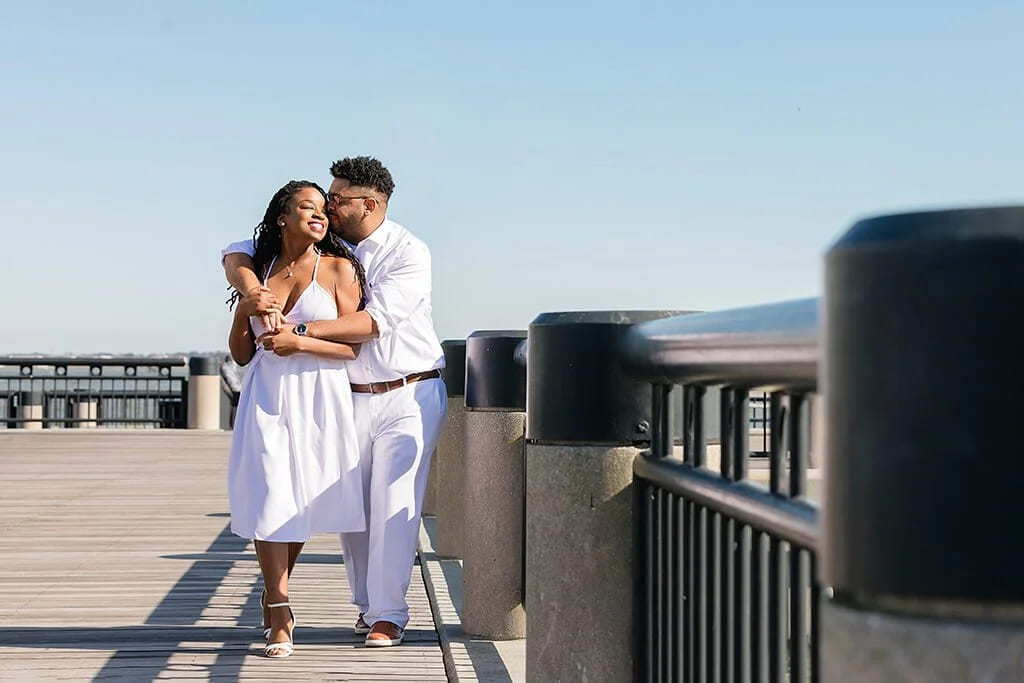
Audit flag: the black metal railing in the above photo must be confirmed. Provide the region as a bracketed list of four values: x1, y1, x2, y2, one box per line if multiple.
[0, 356, 189, 428]
[623, 298, 820, 683]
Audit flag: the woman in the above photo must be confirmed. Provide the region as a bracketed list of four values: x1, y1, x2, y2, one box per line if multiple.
[227, 180, 366, 658]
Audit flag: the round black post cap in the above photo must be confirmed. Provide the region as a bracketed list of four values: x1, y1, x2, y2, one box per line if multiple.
[527, 310, 684, 444]
[19, 389, 44, 405]
[188, 356, 221, 376]
[466, 330, 527, 410]
[441, 339, 467, 397]
[823, 206, 1024, 601]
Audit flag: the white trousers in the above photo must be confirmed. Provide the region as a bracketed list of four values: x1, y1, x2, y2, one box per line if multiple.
[340, 377, 447, 628]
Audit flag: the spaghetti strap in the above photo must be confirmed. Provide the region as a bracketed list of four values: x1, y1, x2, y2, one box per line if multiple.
[311, 249, 321, 283]
[264, 255, 277, 287]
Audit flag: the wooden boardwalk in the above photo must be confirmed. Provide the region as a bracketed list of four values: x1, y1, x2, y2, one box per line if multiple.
[0, 432, 448, 682]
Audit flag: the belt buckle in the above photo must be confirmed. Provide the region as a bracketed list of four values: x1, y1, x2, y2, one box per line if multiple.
[370, 382, 385, 395]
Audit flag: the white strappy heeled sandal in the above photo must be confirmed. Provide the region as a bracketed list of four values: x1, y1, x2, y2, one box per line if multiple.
[264, 602, 295, 659]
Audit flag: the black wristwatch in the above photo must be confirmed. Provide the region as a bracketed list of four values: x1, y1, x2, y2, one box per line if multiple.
[294, 322, 309, 337]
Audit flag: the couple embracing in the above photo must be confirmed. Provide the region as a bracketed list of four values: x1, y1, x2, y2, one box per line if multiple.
[223, 156, 445, 658]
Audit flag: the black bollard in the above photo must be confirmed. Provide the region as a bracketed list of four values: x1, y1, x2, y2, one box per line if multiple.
[525, 310, 682, 682]
[821, 206, 1024, 681]
[463, 330, 528, 639]
[435, 339, 468, 558]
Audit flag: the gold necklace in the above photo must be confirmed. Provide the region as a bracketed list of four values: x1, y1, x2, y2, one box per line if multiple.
[281, 247, 319, 278]
[281, 251, 305, 279]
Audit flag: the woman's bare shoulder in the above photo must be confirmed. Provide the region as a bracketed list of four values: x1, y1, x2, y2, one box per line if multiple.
[318, 253, 359, 284]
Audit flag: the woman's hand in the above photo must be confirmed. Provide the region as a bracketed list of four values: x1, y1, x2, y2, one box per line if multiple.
[257, 326, 304, 356]
[238, 286, 283, 332]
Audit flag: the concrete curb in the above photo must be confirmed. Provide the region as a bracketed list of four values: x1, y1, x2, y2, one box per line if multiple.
[418, 518, 462, 681]
[418, 517, 525, 683]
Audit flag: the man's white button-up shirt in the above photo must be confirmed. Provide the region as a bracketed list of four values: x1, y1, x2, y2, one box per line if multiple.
[222, 217, 445, 385]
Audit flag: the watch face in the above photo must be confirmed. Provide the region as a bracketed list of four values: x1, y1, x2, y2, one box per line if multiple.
[295, 323, 307, 336]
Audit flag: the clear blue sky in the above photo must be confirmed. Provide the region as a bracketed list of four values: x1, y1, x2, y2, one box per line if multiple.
[2, 1, 1021, 354]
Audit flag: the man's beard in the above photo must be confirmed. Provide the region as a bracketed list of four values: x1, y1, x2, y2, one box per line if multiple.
[329, 215, 360, 242]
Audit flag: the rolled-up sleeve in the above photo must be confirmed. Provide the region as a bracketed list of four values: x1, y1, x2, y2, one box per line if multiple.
[221, 239, 256, 262]
[363, 240, 431, 341]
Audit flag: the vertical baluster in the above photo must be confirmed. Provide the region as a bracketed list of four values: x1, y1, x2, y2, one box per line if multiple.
[767, 390, 788, 683]
[683, 385, 695, 465]
[810, 554, 820, 683]
[678, 495, 686, 682]
[753, 531, 769, 683]
[789, 393, 810, 682]
[737, 523, 752, 683]
[720, 388, 733, 479]
[790, 547, 810, 683]
[720, 388, 734, 683]
[654, 488, 663, 682]
[710, 512, 721, 683]
[789, 393, 809, 498]
[769, 392, 787, 495]
[697, 505, 708, 683]
[686, 499, 697, 683]
[96, 376, 104, 427]
[760, 392, 770, 454]
[769, 539, 787, 683]
[149, 377, 158, 426]
[723, 517, 734, 683]
[651, 383, 674, 459]
[645, 483, 655, 680]
[692, 385, 706, 468]
[652, 384, 664, 459]
[738, 388, 752, 683]
[662, 490, 672, 681]
[733, 388, 750, 480]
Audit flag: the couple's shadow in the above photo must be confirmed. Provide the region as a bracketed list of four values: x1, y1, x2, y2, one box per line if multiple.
[1, 520, 439, 682]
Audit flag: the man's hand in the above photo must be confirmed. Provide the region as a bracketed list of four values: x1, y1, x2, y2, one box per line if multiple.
[256, 325, 302, 356]
[238, 286, 283, 332]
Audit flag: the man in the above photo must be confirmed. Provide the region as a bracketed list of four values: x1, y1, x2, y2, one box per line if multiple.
[222, 156, 446, 647]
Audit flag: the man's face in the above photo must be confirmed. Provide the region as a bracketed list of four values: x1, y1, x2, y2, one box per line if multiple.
[327, 178, 368, 242]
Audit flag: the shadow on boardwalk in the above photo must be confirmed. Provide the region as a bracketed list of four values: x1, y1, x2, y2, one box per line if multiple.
[0, 432, 446, 681]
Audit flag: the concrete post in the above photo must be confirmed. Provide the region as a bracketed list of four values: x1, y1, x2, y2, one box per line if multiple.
[525, 310, 682, 682]
[187, 356, 221, 430]
[422, 448, 439, 517]
[435, 339, 467, 558]
[821, 207, 1024, 681]
[463, 330, 527, 640]
[19, 389, 43, 430]
[74, 392, 98, 429]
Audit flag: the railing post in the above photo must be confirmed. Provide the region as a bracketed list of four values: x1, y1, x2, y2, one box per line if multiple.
[435, 338, 467, 558]
[186, 356, 220, 430]
[525, 310, 680, 682]
[19, 389, 43, 430]
[421, 461, 438, 516]
[821, 207, 1024, 681]
[650, 382, 674, 458]
[462, 330, 527, 639]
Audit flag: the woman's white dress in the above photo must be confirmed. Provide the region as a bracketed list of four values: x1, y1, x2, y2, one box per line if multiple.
[228, 253, 365, 541]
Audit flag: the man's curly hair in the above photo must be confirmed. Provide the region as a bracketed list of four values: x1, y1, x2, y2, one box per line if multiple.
[329, 156, 395, 200]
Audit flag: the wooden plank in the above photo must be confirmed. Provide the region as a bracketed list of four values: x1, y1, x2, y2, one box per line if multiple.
[0, 432, 447, 681]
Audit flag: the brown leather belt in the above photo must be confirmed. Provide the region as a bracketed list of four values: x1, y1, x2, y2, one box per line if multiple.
[350, 369, 442, 394]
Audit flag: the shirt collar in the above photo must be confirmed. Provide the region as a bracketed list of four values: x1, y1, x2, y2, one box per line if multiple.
[359, 216, 393, 249]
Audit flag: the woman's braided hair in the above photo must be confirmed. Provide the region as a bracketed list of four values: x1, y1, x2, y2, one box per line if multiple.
[227, 180, 367, 310]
